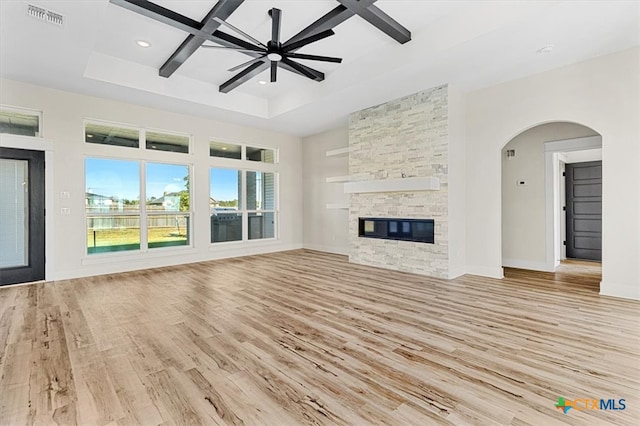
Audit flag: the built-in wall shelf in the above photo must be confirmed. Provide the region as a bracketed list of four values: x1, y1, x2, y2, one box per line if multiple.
[325, 147, 351, 157]
[326, 203, 349, 209]
[343, 177, 440, 194]
[326, 175, 351, 183]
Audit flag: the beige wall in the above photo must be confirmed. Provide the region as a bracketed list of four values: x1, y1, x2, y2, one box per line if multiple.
[0, 79, 303, 280]
[502, 122, 598, 269]
[467, 47, 640, 299]
[301, 127, 349, 254]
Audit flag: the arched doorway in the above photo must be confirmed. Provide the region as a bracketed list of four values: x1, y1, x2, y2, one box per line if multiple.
[501, 122, 602, 284]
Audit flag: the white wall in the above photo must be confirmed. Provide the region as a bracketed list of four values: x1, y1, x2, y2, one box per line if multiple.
[448, 86, 466, 278]
[0, 79, 303, 280]
[502, 123, 598, 270]
[301, 127, 349, 255]
[466, 47, 640, 300]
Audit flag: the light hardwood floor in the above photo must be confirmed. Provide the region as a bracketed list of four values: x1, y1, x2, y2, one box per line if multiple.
[0, 250, 638, 425]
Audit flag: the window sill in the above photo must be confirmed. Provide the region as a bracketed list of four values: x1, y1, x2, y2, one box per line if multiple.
[209, 237, 278, 250]
[81, 245, 195, 265]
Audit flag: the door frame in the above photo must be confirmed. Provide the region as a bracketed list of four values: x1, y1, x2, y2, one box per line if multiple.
[544, 135, 601, 271]
[0, 134, 55, 283]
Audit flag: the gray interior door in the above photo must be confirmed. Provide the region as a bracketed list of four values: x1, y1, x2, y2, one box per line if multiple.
[565, 161, 602, 261]
[0, 147, 45, 285]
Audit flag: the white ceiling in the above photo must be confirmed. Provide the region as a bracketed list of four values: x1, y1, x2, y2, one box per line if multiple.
[1, 0, 638, 136]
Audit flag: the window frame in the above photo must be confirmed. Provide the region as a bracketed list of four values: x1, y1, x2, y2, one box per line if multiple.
[84, 155, 194, 256]
[209, 165, 279, 245]
[209, 137, 279, 164]
[0, 104, 43, 138]
[84, 118, 193, 154]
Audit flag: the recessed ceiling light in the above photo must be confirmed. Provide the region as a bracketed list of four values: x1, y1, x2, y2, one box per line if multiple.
[258, 80, 268, 85]
[136, 40, 151, 48]
[537, 44, 554, 54]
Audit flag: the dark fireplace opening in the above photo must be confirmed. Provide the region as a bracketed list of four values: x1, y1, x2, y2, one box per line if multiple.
[358, 217, 434, 244]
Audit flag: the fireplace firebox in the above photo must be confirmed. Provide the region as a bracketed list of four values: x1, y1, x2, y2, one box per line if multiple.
[358, 218, 434, 243]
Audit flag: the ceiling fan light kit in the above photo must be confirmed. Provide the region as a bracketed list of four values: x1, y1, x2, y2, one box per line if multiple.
[110, 0, 411, 93]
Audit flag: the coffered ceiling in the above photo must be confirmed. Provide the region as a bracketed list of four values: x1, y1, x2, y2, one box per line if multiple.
[0, 0, 638, 136]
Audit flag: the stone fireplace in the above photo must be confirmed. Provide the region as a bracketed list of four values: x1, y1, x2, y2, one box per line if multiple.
[348, 84, 465, 279]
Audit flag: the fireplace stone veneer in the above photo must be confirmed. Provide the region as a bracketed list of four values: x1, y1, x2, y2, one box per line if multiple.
[349, 85, 450, 278]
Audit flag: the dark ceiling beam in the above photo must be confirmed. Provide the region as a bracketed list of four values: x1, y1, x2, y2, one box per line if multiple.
[219, 61, 269, 93]
[336, 0, 411, 44]
[109, 1, 259, 72]
[109, 0, 203, 33]
[159, 0, 245, 77]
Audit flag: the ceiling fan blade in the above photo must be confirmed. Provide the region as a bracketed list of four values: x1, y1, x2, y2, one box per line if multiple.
[220, 60, 270, 93]
[213, 17, 267, 48]
[271, 61, 278, 82]
[202, 44, 266, 54]
[271, 8, 282, 43]
[282, 29, 335, 52]
[283, 5, 354, 47]
[229, 56, 267, 72]
[280, 58, 324, 81]
[212, 30, 265, 53]
[285, 52, 342, 63]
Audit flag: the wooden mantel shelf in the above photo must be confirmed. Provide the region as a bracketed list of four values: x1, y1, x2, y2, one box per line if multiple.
[343, 177, 440, 194]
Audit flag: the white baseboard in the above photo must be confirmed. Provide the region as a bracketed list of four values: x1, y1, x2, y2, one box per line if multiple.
[600, 281, 640, 301]
[502, 258, 555, 272]
[303, 243, 349, 256]
[465, 265, 504, 279]
[54, 242, 304, 281]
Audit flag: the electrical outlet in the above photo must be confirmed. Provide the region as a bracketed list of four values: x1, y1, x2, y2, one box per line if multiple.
[60, 191, 70, 199]
[60, 207, 71, 215]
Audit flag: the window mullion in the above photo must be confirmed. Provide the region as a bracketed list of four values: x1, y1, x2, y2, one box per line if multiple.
[140, 161, 148, 251]
[242, 169, 248, 242]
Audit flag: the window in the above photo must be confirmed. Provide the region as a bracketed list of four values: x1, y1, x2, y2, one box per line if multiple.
[0, 106, 41, 137]
[146, 163, 190, 248]
[85, 158, 140, 254]
[147, 131, 189, 154]
[210, 169, 276, 243]
[85, 121, 139, 148]
[210, 168, 242, 243]
[85, 120, 191, 153]
[85, 158, 191, 254]
[210, 141, 241, 159]
[247, 146, 275, 163]
[246, 171, 275, 239]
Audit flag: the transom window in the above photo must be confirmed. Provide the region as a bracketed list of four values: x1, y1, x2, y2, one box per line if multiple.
[85, 120, 191, 154]
[0, 105, 42, 137]
[210, 140, 276, 164]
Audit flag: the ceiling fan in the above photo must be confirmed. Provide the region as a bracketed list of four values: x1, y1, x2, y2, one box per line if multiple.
[202, 8, 343, 90]
[110, 0, 411, 94]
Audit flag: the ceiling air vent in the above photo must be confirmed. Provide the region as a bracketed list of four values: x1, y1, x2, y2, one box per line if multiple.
[26, 3, 64, 27]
